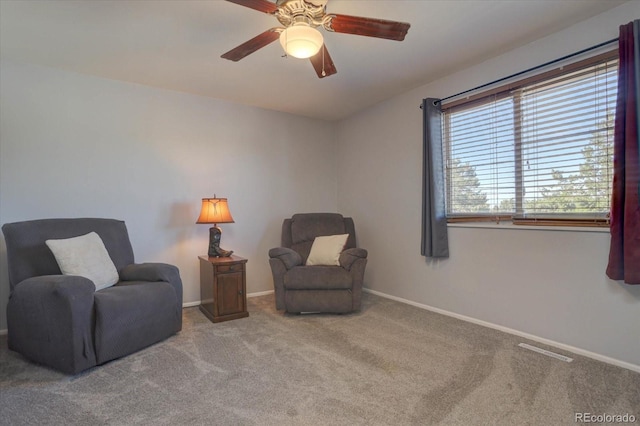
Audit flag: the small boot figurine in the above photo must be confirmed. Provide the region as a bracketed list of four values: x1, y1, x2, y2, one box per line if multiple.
[208, 226, 233, 257]
[212, 245, 234, 257]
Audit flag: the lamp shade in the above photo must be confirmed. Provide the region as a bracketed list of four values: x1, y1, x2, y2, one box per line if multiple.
[196, 198, 235, 224]
[279, 25, 323, 59]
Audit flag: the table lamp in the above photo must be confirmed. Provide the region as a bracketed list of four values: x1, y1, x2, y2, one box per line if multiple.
[196, 196, 234, 257]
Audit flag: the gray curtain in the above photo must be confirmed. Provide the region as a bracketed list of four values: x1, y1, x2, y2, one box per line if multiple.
[421, 98, 449, 258]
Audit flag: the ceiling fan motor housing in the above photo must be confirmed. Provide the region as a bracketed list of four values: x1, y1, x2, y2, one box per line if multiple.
[275, 0, 333, 30]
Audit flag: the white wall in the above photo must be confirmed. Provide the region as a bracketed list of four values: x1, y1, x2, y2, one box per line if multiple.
[0, 61, 337, 330]
[337, 2, 640, 369]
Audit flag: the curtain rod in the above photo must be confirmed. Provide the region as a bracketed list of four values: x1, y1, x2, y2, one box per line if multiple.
[420, 37, 618, 108]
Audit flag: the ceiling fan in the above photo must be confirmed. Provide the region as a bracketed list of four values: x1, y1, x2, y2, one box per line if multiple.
[221, 0, 410, 78]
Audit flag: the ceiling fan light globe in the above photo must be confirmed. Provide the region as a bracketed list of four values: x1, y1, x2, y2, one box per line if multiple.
[279, 26, 323, 59]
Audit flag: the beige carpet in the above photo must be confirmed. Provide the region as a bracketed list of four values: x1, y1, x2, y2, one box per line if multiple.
[0, 293, 638, 425]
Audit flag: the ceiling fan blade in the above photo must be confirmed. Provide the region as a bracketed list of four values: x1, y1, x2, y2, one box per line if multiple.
[327, 14, 410, 41]
[309, 45, 337, 78]
[221, 28, 282, 61]
[225, 0, 278, 14]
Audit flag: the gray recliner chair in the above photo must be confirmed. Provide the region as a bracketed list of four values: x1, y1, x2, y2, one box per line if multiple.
[269, 213, 367, 314]
[2, 218, 183, 374]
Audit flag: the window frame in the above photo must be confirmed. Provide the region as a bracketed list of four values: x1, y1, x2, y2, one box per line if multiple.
[441, 50, 618, 227]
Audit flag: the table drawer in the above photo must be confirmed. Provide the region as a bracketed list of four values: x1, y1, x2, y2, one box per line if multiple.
[216, 263, 243, 273]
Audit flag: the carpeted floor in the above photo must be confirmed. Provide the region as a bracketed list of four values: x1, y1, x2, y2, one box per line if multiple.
[0, 293, 638, 425]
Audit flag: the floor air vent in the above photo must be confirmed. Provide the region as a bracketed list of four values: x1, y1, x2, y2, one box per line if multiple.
[518, 343, 573, 362]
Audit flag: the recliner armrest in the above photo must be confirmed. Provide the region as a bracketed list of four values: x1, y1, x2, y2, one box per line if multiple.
[339, 248, 368, 271]
[269, 247, 302, 270]
[120, 262, 179, 283]
[8, 275, 97, 374]
[120, 263, 183, 309]
[13, 274, 96, 299]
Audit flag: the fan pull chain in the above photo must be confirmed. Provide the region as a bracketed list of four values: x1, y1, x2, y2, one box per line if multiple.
[282, 28, 288, 58]
[322, 46, 326, 77]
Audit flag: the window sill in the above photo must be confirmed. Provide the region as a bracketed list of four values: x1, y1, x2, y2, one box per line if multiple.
[447, 221, 609, 233]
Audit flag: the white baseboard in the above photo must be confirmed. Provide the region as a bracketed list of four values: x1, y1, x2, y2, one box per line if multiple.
[182, 289, 274, 308]
[247, 290, 274, 298]
[363, 288, 640, 374]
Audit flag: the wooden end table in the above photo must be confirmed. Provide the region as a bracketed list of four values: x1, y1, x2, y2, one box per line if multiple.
[199, 254, 249, 323]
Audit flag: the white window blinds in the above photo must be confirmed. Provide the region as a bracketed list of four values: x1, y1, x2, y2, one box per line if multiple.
[442, 51, 618, 225]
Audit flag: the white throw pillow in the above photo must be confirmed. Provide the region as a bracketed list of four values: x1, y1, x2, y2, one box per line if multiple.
[46, 232, 119, 291]
[306, 234, 349, 266]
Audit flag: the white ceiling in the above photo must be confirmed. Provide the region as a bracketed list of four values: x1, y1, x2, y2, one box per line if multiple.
[0, 0, 628, 121]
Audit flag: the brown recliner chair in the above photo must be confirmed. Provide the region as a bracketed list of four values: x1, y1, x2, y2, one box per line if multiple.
[268, 213, 368, 313]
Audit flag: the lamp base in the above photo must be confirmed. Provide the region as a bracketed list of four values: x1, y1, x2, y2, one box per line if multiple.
[208, 226, 233, 258]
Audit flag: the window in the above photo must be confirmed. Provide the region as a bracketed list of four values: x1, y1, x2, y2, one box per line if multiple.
[442, 51, 618, 226]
